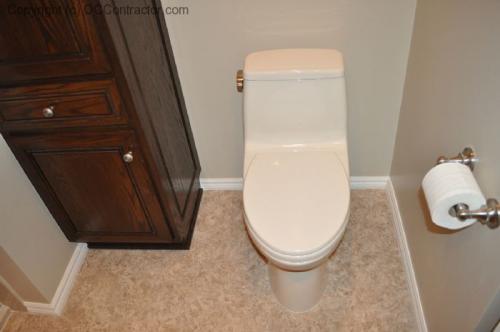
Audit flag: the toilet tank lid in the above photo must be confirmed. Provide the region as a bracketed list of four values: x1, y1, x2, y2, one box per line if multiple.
[244, 49, 344, 81]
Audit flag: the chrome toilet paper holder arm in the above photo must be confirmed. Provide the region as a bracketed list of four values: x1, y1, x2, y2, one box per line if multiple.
[437, 147, 478, 170]
[438, 147, 499, 229]
[450, 199, 500, 229]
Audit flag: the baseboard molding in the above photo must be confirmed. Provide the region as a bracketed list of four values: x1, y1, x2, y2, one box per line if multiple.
[386, 179, 428, 332]
[350, 176, 389, 189]
[200, 176, 390, 191]
[0, 304, 10, 330]
[24, 243, 88, 315]
[200, 178, 243, 190]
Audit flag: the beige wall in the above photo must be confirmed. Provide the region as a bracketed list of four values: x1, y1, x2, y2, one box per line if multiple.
[0, 136, 76, 302]
[163, 0, 416, 177]
[391, 0, 500, 331]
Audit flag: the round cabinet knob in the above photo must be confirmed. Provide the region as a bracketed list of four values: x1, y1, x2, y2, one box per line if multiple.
[42, 106, 55, 118]
[122, 151, 134, 163]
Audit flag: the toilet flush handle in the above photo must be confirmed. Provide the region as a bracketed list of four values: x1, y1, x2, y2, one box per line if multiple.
[236, 69, 244, 92]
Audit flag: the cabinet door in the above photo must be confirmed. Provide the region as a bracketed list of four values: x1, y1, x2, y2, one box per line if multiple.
[6, 130, 173, 243]
[0, 0, 110, 83]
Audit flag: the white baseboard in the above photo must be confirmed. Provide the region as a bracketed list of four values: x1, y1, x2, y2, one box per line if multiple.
[350, 176, 389, 189]
[200, 176, 390, 191]
[0, 304, 10, 330]
[200, 178, 243, 190]
[24, 243, 88, 315]
[386, 179, 428, 332]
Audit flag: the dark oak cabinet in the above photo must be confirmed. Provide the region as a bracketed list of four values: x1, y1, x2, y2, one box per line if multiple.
[9, 130, 174, 243]
[0, 0, 111, 83]
[0, 0, 202, 248]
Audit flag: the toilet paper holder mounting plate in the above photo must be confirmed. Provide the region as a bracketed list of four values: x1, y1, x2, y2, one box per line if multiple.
[449, 199, 500, 229]
[437, 147, 478, 170]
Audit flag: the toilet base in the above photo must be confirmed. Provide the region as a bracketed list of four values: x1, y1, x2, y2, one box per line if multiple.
[268, 263, 327, 312]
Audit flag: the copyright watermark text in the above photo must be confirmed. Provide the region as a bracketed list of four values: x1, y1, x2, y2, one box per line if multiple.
[7, 3, 189, 17]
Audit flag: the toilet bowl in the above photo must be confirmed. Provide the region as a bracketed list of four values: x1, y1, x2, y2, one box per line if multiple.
[241, 49, 350, 312]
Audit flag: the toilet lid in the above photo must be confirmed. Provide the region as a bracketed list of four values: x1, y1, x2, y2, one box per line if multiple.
[243, 151, 350, 256]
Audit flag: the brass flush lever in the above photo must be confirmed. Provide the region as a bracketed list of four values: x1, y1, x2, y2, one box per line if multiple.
[236, 70, 244, 92]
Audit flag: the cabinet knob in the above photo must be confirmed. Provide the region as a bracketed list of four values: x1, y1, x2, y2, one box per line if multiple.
[122, 151, 134, 163]
[42, 106, 55, 118]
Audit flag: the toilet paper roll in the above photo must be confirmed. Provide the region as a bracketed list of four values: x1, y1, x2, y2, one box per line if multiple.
[422, 163, 485, 230]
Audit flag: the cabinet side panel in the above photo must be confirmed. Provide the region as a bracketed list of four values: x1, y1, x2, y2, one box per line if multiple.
[103, 0, 201, 239]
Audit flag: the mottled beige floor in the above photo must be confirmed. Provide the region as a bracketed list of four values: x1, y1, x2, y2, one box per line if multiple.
[4, 190, 417, 332]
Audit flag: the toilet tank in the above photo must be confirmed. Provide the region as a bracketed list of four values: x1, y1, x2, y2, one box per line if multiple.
[243, 49, 347, 148]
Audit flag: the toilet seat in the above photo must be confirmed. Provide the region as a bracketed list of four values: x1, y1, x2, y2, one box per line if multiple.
[243, 150, 350, 266]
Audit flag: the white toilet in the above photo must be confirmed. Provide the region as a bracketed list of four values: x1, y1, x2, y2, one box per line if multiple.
[241, 49, 351, 312]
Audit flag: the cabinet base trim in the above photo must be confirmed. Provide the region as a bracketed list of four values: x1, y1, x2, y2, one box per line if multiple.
[23, 243, 88, 316]
[87, 188, 203, 250]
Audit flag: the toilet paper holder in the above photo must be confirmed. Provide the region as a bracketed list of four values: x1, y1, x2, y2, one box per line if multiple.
[449, 200, 499, 229]
[438, 147, 499, 229]
[437, 147, 478, 170]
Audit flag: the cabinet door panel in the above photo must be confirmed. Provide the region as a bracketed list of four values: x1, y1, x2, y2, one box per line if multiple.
[0, 0, 110, 83]
[33, 150, 151, 234]
[7, 130, 173, 243]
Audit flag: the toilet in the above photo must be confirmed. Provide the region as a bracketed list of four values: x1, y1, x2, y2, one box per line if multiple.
[241, 49, 350, 312]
